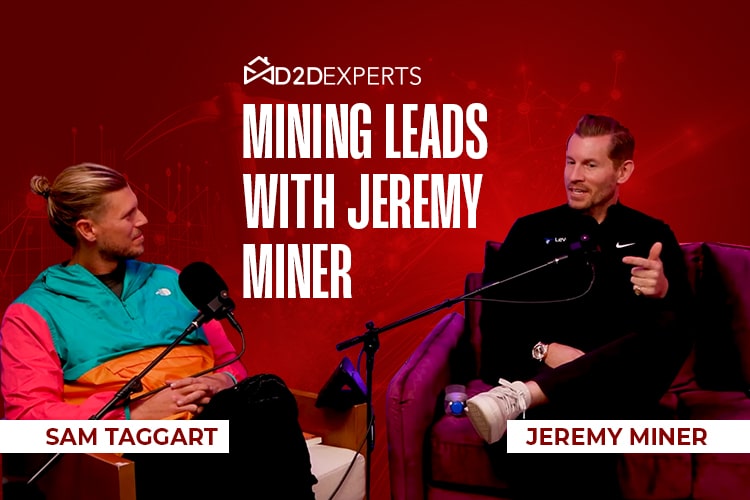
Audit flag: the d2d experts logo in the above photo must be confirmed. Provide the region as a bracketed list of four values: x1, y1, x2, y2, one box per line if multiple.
[243, 56, 274, 85]
[242, 57, 422, 87]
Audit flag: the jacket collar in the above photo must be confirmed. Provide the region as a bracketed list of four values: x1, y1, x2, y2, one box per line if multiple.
[41, 259, 155, 300]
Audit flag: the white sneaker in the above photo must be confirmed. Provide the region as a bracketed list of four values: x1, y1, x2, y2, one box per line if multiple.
[466, 379, 530, 444]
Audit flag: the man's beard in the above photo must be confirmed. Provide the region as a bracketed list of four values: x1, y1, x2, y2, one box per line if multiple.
[98, 240, 144, 262]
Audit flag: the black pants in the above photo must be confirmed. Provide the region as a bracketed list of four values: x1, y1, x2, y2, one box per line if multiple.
[127, 373, 316, 500]
[486, 326, 690, 499]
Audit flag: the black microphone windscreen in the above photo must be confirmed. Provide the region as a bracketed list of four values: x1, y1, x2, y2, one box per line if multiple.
[178, 261, 229, 310]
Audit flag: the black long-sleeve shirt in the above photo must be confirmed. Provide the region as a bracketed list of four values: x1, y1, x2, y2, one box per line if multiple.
[479, 203, 693, 414]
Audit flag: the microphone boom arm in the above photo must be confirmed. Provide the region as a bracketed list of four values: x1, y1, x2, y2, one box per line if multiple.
[336, 254, 568, 351]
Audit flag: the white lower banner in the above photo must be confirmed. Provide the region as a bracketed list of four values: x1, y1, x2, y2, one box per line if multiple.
[0, 420, 229, 453]
[507, 420, 750, 453]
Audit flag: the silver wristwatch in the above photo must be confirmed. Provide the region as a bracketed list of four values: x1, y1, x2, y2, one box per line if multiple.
[532, 341, 549, 362]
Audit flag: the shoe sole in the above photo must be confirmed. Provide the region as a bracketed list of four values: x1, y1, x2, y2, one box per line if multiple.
[466, 396, 501, 444]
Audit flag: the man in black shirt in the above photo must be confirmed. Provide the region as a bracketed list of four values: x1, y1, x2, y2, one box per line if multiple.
[467, 114, 693, 498]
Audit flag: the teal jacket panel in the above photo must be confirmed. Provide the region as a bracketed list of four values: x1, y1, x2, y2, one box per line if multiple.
[14, 260, 208, 381]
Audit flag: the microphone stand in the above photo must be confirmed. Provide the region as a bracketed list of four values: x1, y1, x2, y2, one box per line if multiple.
[27, 314, 209, 487]
[336, 254, 571, 500]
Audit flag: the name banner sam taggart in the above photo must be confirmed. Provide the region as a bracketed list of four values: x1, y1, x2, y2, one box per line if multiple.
[507, 420, 750, 453]
[0, 420, 229, 453]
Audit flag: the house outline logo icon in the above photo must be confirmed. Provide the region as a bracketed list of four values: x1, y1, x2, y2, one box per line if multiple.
[244, 56, 274, 85]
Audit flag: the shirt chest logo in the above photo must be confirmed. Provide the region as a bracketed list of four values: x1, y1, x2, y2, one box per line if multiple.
[544, 237, 567, 245]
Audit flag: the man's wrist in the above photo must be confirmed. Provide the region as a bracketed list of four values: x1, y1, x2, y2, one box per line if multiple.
[221, 371, 238, 387]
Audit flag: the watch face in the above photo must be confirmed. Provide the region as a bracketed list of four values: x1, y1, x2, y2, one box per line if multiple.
[532, 342, 547, 360]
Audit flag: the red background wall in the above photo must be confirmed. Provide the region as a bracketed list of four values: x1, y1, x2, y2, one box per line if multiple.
[2, 2, 748, 498]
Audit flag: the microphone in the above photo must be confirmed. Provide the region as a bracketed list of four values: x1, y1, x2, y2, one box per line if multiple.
[179, 262, 243, 334]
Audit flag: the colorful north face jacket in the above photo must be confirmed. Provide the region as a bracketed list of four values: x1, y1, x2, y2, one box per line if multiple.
[0, 260, 246, 419]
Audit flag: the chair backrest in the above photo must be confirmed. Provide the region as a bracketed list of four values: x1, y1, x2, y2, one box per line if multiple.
[456, 241, 501, 382]
[693, 242, 750, 394]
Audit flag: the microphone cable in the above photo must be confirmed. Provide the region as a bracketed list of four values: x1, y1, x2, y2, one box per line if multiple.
[326, 412, 372, 500]
[465, 260, 596, 306]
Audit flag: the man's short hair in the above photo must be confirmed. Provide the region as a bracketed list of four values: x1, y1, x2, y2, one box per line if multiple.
[573, 114, 635, 166]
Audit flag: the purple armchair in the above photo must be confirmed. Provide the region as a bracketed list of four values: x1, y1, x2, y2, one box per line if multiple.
[386, 242, 750, 500]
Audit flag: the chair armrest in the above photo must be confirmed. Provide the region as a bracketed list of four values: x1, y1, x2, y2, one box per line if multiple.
[386, 311, 466, 500]
[38, 453, 135, 500]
